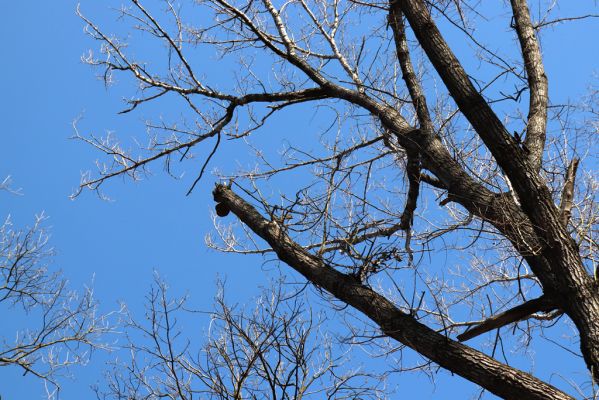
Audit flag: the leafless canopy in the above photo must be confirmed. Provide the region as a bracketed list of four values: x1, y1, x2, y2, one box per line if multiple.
[76, 0, 598, 398]
[95, 277, 388, 399]
[1, 179, 115, 398]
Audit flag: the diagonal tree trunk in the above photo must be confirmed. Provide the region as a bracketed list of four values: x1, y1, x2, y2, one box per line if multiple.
[213, 184, 576, 400]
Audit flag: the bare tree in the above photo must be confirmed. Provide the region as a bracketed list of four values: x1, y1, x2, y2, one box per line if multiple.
[1, 177, 115, 398]
[95, 277, 387, 399]
[76, 0, 598, 398]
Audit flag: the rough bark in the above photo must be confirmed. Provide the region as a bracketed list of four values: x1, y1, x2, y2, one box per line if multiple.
[392, 0, 599, 380]
[510, 0, 549, 172]
[559, 157, 580, 227]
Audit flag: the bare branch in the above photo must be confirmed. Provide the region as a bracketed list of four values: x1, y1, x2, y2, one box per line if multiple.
[95, 276, 388, 399]
[1, 209, 116, 394]
[510, 0, 549, 172]
[457, 295, 558, 342]
[77, 0, 599, 392]
[559, 157, 580, 227]
[212, 183, 574, 400]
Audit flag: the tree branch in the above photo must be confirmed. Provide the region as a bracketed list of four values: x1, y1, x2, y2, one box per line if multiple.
[388, 7, 433, 133]
[212, 184, 574, 400]
[388, 8, 427, 232]
[400, 151, 420, 231]
[510, 0, 549, 172]
[559, 157, 580, 227]
[457, 295, 558, 342]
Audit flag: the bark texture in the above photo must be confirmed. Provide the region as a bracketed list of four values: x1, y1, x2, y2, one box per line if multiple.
[392, 0, 599, 381]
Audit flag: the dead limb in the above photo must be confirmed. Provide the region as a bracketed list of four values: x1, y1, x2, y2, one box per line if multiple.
[458, 295, 558, 342]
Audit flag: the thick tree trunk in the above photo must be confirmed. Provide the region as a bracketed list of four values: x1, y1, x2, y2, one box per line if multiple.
[392, 0, 599, 380]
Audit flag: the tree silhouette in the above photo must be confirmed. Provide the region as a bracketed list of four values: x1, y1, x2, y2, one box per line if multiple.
[77, 1, 598, 398]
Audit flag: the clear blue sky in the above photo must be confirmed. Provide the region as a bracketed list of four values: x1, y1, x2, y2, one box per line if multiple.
[1, 1, 596, 399]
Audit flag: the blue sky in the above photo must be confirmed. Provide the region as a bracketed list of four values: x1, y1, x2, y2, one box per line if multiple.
[1, 1, 597, 399]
